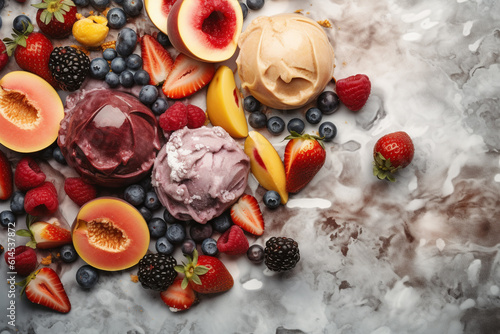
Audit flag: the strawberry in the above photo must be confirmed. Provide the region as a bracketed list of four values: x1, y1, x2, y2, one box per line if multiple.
[160, 277, 197, 312]
[217, 225, 249, 255]
[24, 182, 59, 217]
[186, 104, 207, 129]
[141, 34, 174, 86]
[33, 0, 78, 39]
[3, 23, 59, 88]
[0, 150, 13, 200]
[335, 74, 371, 111]
[162, 53, 215, 99]
[14, 157, 46, 192]
[0, 40, 9, 72]
[284, 132, 326, 193]
[4, 245, 37, 276]
[18, 267, 71, 313]
[175, 249, 233, 294]
[64, 177, 97, 206]
[230, 194, 264, 236]
[17, 216, 71, 249]
[158, 101, 188, 132]
[373, 131, 414, 181]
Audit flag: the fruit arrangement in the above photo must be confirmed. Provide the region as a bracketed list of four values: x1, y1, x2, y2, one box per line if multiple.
[0, 0, 416, 316]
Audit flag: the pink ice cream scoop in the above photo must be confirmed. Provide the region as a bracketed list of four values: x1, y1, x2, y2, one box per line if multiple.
[58, 88, 162, 187]
[152, 126, 250, 224]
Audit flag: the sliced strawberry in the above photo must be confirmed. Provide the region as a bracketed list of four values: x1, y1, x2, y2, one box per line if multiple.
[17, 219, 72, 249]
[230, 194, 264, 236]
[141, 34, 174, 85]
[20, 267, 71, 313]
[162, 53, 215, 99]
[160, 277, 197, 312]
[0, 150, 13, 200]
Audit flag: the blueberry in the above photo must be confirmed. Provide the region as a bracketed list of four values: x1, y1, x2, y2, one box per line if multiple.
[305, 107, 323, 124]
[133, 69, 150, 86]
[148, 217, 167, 239]
[156, 236, 175, 255]
[139, 206, 152, 222]
[163, 209, 178, 224]
[0, 0, 3, 10]
[124, 184, 146, 206]
[243, 95, 260, 112]
[317, 91, 340, 115]
[126, 54, 142, 71]
[38, 146, 54, 161]
[267, 116, 285, 135]
[189, 222, 213, 243]
[89, 0, 110, 11]
[107, 7, 127, 29]
[246, 0, 265, 10]
[209, 211, 232, 233]
[166, 223, 186, 245]
[139, 85, 159, 106]
[0, 210, 16, 229]
[73, 0, 90, 6]
[239, 2, 248, 19]
[0, 16, 2, 30]
[102, 48, 117, 61]
[89, 58, 110, 80]
[287, 118, 305, 135]
[119, 70, 135, 88]
[263, 190, 281, 210]
[114, 0, 124, 3]
[181, 239, 196, 255]
[319, 121, 337, 142]
[156, 31, 171, 47]
[144, 190, 161, 211]
[138, 174, 153, 192]
[52, 146, 66, 164]
[116, 28, 138, 57]
[201, 238, 218, 256]
[13, 15, 32, 33]
[60, 244, 78, 263]
[248, 111, 267, 129]
[247, 244, 264, 264]
[151, 98, 168, 115]
[76, 265, 99, 289]
[105, 71, 120, 88]
[110, 57, 127, 74]
[122, 0, 143, 17]
[10, 192, 25, 215]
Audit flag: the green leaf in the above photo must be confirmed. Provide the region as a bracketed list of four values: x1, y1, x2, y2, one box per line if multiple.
[192, 249, 198, 265]
[26, 240, 37, 249]
[191, 274, 202, 286]
[54, 11, 65, 24]
[174, 265, 185, 274]
[181, 277, 189, 289]
[31, 3, 49, 9]
[193, 265, 209, 276]
[16, 229, 32, 237]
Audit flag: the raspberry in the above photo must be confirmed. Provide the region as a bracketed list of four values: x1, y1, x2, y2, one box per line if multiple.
[64, 177, 97, 206]
[14, 157, 46, 192]
[24, 182, 59, 217]
[159, 102, 188, 132]
[186, 104, 207, 129]
[217, 225, 249, 255]
[335, 74, 371, 111]
[4, 245, 37, 276]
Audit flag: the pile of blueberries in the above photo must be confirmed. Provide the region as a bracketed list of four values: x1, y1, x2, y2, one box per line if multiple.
[245, 91, 340, 142]
[75, 0, 143, 19]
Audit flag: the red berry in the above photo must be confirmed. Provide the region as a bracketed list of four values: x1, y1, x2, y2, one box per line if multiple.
[14, 157, 46, 192]
[64, 177, 97, 206]
[217, 225, 249, 255]
[186, 104, 206, 129]
[335, 74, 371, 111]
[4, 245, 37, 276]
[24, 182, 59, 217]
[0, 41, 9, 72]
[159, 102, 188, 132]
[373, 131, 415, 181]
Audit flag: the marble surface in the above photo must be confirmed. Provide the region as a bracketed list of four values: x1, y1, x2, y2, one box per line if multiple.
[1, 0, 500, 333]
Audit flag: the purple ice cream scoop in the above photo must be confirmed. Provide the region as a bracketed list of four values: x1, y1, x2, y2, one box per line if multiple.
[58, 88, 162, 187]
[152, 126, 250, 224]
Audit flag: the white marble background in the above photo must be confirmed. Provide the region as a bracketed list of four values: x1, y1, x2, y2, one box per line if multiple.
[1, 0, 500, 333]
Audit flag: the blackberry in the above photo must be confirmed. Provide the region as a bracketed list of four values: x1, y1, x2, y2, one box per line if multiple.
[264, 237, 300, 272]
[137, 253, 177, 291]
[49, 46, 90, 91]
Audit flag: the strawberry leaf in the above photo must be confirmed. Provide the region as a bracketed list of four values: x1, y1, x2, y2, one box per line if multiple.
[16, 229, 32, 237]
[54, 11, 65, 23]
[193, 265, 209, 275]
[190, 274, 202, 286]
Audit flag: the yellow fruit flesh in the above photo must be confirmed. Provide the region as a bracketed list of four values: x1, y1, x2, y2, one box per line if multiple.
[244, 131, 288, 204]
[73, 15, 109, 48]
[206, 66, 248, 138]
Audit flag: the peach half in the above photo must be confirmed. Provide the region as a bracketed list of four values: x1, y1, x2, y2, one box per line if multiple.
[167, 0, 243, 63]
[72, 197, 150, 271]
[244, 131, 288, 204]
[0, 71, 64, 153]
[145, 0, 180, 34]
[206, 65, 248, 138]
